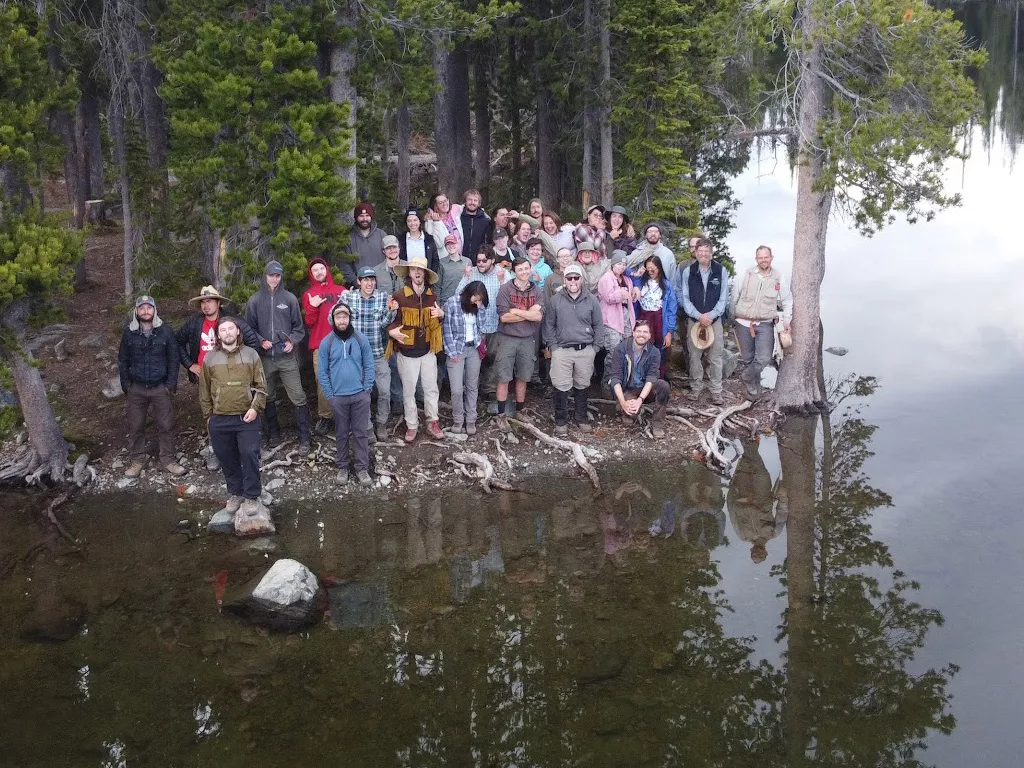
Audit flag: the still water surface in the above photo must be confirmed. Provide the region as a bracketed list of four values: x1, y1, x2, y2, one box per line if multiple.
[2, 2, 1023, 765]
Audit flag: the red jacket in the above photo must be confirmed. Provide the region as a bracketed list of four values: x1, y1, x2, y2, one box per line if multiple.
[302, 257, 345, 349]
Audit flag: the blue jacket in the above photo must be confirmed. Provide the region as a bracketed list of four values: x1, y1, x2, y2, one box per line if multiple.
[317, 330, 374, 398]
[629, 274, 677, 336]
[606, 338, 662, 391]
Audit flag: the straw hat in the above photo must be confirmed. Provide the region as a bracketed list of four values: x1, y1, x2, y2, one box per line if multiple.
[778, 329, 793, 349]
[188, 285, 231, 308]
[394, 255, 439, 285]
[690, 322, 715, 350]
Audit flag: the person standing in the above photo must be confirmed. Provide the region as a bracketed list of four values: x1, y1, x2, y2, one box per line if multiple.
[245, 260, 310, 451]
[524, 238, 552, 288]
[387, 255, 445, 442]
[318, 301, 375, 487]
[545, 247, 575, 302]
[460, 189, 491, 262]
[630, 254, 677, 378]
[606, 320, 670, 438]
[596, 250, 635, 355]
[628, 223, 677, 285]
[343, 201, 385, 285]
[680, 239, 729, 405]
[442, 281, 489, 435]
[424, 192, 463, 253]
[606, 206, 637, 255]
[374, 234, 408, 415]
[575, 240, 610, 294]
[341, 267, 398, 442]
[494, 258, 544, 431]
[438, 233, 472, 303]
[398, 208, 440, 275]
[176, 285, 261, 383]
[118, 296, 184, 477]
[573, 204, 609, 259]
[302, 257, 345, 436]
[542, 264, 604, 436]
[490, 227, 514, 267]
[456, 244, 507, 411]
[730, 245, 792, 399]
[199, 316, 268, 523]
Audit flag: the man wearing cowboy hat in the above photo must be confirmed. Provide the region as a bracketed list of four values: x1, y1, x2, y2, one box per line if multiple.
[386, 255, 446, 442]
[118, 295, 185, 477]
[176, 285, 261, 383]
[680, 238, 729, 405]
[730, 245, 792, 399]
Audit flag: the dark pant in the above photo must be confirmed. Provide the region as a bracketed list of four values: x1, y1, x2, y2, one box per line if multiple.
[331, 391, 372, 471]
[623, 380, 670, 423]
[209, 414, 263, 500]
[126, 384, 175, 463]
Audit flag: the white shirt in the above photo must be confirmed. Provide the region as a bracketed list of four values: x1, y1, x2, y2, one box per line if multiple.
[464, 312, 478, 346]
[405, 234, 426, 262]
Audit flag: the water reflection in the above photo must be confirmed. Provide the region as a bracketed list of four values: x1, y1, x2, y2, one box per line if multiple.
[0, 382, 957, 765]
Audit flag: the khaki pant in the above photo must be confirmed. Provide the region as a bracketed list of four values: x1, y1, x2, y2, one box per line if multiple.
[396, 352, 439, 429]
[687, 318, 724, 394]
[311, 352, 332, 419]
[263, 354, 307, 407]
[549, 345, 597, 392]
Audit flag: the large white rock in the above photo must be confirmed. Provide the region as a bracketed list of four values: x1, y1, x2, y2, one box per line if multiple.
[251, 559, 319, 606]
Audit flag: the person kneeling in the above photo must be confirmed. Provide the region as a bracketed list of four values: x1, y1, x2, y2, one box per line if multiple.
[606, 321, 670, 438]
[318, 302, 375, 487]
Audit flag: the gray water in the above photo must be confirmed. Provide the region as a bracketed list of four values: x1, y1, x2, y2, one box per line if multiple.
[3, 2, 1023, 765]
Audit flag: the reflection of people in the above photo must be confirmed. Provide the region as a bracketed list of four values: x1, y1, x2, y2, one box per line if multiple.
[650, 463, 726, 547]
[728, 440, 787, 563]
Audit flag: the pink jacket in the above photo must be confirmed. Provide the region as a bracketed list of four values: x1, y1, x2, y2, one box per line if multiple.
[597, 270, 635, 335]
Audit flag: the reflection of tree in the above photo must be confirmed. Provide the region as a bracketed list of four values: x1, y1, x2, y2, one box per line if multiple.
[776, 377, 957, 767]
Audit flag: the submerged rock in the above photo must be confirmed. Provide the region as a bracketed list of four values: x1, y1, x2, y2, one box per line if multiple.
[223, 559, 322, 631]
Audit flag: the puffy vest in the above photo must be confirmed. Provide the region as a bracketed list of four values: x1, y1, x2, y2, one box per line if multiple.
[686, 261, 725, 315]
[734, 267, 782, 321]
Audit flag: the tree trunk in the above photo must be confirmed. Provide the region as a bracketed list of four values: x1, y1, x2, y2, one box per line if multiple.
[597, 0, 614, 206]
[773, 2, 833, 413]
[396, 100, 411, 213]
[581, 0, 597, 210]
[43, 9, 86, 229]
[472, 45, 491, 197]
[450, 45, 473, 197]
[433, 35, 457, 194]
[109, 98, 136, 299]
[537, 88, 558, 206]
[328, 0, 359, 202]
[79, 87, 105, 200]
[778, 415, 819, 768]
[507, 35, 522, 204]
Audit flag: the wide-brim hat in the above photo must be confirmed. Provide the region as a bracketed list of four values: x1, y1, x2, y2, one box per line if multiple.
[690, 322, 715, 350]
[609, 205, 630, 223]
[189, 285, 231, 308]
[394, 255, 439, 285]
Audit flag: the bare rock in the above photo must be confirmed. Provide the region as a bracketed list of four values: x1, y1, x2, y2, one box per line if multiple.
[102, 377, 124, 399]
[54, 339, 68, 361]
[223, 559, 322, 631]
[78, 332, 109, 349]
[265, 478, 285, 491]
[235, 500, 275, 537]
[207, 509, 236, 534]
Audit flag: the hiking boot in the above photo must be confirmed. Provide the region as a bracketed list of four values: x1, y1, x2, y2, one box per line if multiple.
[505, 401, 517, 420]
[686, 389, 702, 402]
[313, 418, 331, 436]
[554, 424, 568, 437]
[124, 461, 144, 478]
[466, 422, 477, 436]
[375, 424, 389, 442]
[336, 468, 349, 485]
[743, 381, 761, 400]
[652, 425, 666, 439]
[576, 421, 593, 434]
[367, 429, 377, 445]
[164, 461, 186, 476]
[710, 391, 725, 406]
[450, 422, 465, 434]
[496, 415, 511, 433]
[404, 428, 418, 444]
[298, 440, 311, 455]
[427, 421, 444, 439]
[224, 495, 243, 513]
[357, 470, 373, 488]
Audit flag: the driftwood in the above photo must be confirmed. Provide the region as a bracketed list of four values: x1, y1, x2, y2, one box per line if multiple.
[262, 450, 300, 471]
[510, 419, 601, 491]
[451, 452, 513, 494]
[703, 402, 752, 473]
[44, 488, 79, 543]
[490, 438, 513, 472]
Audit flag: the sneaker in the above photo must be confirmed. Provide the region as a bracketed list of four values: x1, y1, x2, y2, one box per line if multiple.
[426, 421, 444, 439]
[224, 495, 243, 513]
[124, 462, 144, 478]
[466, 423, 477, 436]
[375, 424, 389, 442]
[652, 425, 666, 439]
[313, 418, 331, 436]
[450, 422, 465, 434]
[238, 498, 260, 517]
[336, 468, 349, 485]
[357, 470, 373, 488]
[164, 461, 186, 476]
[710, 391, 725, 406]
[496, 415, 511, 433]
[404, 428, 418, 444]
[554, 424, 568, 437]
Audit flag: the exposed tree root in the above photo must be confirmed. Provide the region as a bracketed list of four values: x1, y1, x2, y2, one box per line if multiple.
[451, 452, 513, 494]
[510, 419, 601, 491]
[0, 447, 98, 489]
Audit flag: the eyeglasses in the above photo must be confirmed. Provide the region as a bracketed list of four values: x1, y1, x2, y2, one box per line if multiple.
[564, 275, 582, 281]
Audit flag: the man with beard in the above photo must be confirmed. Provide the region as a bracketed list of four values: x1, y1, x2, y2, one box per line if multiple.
[606, 320, 669, 438]
[302, 257, 345, 435]
[494, 257, 544, 431]
[628, 223, 677, 285]
[200, 316, 269, 528]
[460, 189, 491, 262]
[680, 239, 729, 405]
[344, 202, 385, 285]
[318, 301, 375, 487]
[118, 295, 185, 477]
[176, 285, 261, 384]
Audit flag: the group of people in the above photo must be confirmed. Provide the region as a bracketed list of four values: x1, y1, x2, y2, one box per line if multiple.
[117, 190, 793, 521]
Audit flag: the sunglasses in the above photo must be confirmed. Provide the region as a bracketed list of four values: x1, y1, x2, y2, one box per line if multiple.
[476, 257, 492, 263]
[564, 275, 582, 281]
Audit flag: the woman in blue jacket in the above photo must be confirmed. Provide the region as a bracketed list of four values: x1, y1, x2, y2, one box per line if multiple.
[318, 301, 375, 487]
[629, 254, 677, 378]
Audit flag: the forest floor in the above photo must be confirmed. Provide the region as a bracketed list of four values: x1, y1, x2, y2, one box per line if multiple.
[4, 195, 777, 505]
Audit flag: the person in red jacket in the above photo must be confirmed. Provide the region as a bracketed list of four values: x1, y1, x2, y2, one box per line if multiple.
[303, 257, 346, 435]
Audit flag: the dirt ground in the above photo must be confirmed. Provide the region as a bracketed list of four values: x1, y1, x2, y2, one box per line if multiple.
[13, 206, 776, 504]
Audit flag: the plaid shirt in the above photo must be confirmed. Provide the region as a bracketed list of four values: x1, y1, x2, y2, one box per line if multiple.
[456, 267, 503, 334]
[441, 295, 483, 357]
[339, 290, 396, 359]
[573, 223, 608, 259]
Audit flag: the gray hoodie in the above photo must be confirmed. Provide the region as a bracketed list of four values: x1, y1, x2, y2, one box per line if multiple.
[542, 287, 604, 349]
[344, 224, 385, 285]
[245, 270, 305, 358]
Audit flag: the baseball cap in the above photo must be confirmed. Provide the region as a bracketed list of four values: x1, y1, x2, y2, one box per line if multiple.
[563, 264, 584, 278]
[444, 233, 459, 245]
[381, 235, 399, 249]
[135, 295, 155, 308]
[357, 267, 377, 279]
[492, 227, 509, 239]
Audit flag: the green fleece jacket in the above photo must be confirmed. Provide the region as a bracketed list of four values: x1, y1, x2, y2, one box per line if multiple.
[199, 343, 268, 418]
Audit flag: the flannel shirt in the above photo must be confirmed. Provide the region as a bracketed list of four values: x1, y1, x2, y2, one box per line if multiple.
[441, 295, 482, 357]
[340, 290, 396, 359]
[456, 267, 503, 334]
[573, 223, 608, 259]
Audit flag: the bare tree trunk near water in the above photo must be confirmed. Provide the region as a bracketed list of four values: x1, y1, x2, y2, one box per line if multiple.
[773, 0, 832, 413]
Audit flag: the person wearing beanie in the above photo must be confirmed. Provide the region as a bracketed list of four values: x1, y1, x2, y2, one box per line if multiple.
[302, 257, 346, 435]
[398, 208, 440, 276]
[118, 295, 185, 477]
[200, 315, 270, 531]
[245, 260, 311, 451]
[318, 300, 375, 487]
[597, 250, 636, 356]
[341, 201, 384, 285]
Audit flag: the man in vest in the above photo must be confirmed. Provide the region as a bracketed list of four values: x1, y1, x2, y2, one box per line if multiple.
[730, 245, 792, 399]
[679, 239, 729, 405]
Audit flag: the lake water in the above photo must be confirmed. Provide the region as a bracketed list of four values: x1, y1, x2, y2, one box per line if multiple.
[2, 2, 1023, 765]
